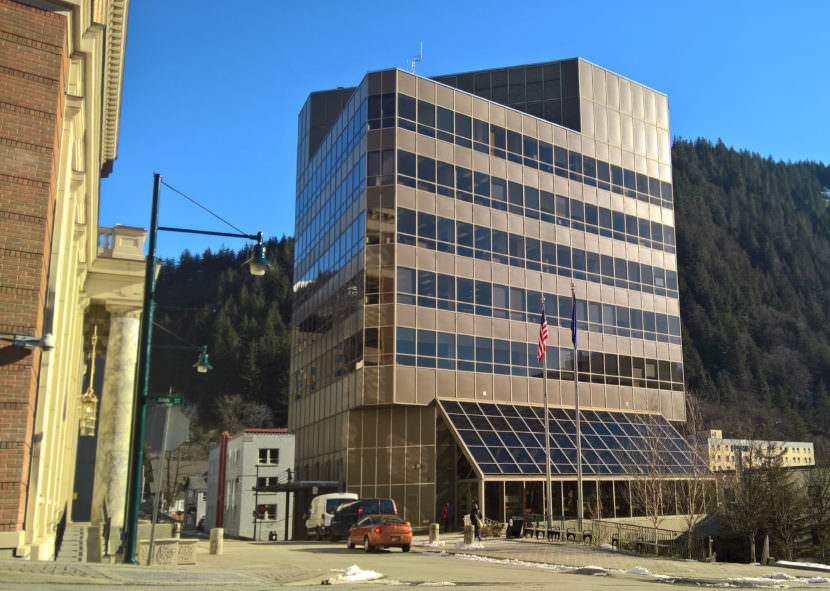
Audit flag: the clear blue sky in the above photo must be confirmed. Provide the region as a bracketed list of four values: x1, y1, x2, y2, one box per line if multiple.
[100, 0, 830, 259]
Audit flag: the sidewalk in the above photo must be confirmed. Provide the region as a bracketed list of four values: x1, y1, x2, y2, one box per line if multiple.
[0, 533, 829, 588]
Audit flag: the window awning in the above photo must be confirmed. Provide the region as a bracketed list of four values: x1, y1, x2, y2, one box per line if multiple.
[437, 400, 707, 478]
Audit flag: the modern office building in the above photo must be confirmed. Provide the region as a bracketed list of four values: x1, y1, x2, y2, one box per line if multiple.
[289, 59, 698, 527]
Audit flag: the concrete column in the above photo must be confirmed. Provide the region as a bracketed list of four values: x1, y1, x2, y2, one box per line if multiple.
[91, 307, 141, 529]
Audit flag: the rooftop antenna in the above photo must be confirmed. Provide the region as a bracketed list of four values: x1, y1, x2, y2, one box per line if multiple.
[410, 41, 423, 73]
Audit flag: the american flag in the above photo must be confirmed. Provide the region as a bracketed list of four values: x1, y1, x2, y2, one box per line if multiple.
[537, 303, 549, 363]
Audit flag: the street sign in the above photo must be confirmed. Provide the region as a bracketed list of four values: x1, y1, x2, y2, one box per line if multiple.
[255, 504, 267, 518]
[153, 394, 183, 406]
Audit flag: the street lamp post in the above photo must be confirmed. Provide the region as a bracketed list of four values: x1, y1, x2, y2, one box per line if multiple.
[122, 173, 268, 564]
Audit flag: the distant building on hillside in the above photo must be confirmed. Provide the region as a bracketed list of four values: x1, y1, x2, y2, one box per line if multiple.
[705, 429, 814, 471]
[206, 429, 295, 540]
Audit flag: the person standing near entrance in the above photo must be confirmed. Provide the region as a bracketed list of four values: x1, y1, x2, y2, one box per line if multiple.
[441, 502, 449, 531]
[470, 503, 483, 542]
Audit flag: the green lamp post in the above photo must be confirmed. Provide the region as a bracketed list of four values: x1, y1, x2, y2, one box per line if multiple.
[122, 173, 268, 564]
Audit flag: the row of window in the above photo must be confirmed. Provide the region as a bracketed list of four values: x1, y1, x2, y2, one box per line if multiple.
[394, 266, 681, 345]
[396, 208, 679, 299]
[366, 92, 673, 210]
[379, 149, 676, 254]
[397, 327, 683, 390]
[296, 156, 366, 284]
[297, 97, 366, 225]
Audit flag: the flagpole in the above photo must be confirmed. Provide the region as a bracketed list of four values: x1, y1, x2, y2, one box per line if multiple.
[541, 293, 553, 534]
[572, 282, 584, 532]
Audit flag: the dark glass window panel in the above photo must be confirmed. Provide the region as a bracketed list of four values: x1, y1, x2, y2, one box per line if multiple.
[641, 265, 653, 286]
[656, 313, 668, 335]
[508, 68, 525, 102]
[418, 270, 435, 297]
[511, 341, 527, 366]
[457, 221, 473, 246]
[457, 334, 475, 361]
[491, 178, 507, 205]
[436, 216, 454, 243]
[612, 211, 625, 233]
[508, 233, 524, 258]
[649, 177, 661, 198]
[568, 151, 582, 173]
[669, 316, 681, 337]
[588, 301, 602, 323]
[623, 169, 636, 191]
[455, 113, 471, 138]
[418, 211, 435, 239]
[572, 249, 586, 272]
[554, 146, 568, 169]
[417, 329, 435, 357]
[643, 311, 656, 332]
[596, 160, 610, 182]
[475, 281, 491, 306]
[583, 156, 596, 178]
[437, 273, 454, 300]
[493, 284, 508, 311]
[507, 181, 523, 206]
[542, 241, 556, 265]
[397, 267, 416, 294]
[417, 100, 435, 127]
[525, 187, 539, 210]
[437, 161, 454, 188]
[437, 106, 454, 134]
[507, 130, 522, 154]
[557, 244, 571, 267]
[638, 218, 651, 240]
[473, 118, 488, 144]
[398, 94, 416, 121]
[664, 226, 675, 246]
[586, 252, 600, 274]
[625, 215, 637, 237]
[455, 166, 472, 192]
[630, 309, 643, 331]
[601, 255, 614, 277]
[397, 327, 415, 355]
[398, 150, 416, 178]
[474, 172, 490, 196]
[556, 195, 569, 218]
[615, 258, 627, 280]
[611, 165, 623, 186]
[474, 225, 491, 251]
[397, 208, 415, 235]
[525, 238, 541, 261]
[457, 277, 474, 304]
[571, 199, 584, 222]
[651, 222, 663, 244]
[490, 124, 506, 149]
[418, 156, 435, 182]
[492, 230, 508, 254]
[616, 306, 629, 329]
[539, 141, 553, 164]
[509, 287, 526, 312]
[599, 207, 612, 230]
[628, 262, 641, 284]
[523, 136, 538, 160]
[636, 173, 648, 194]
[476, 337, 492, 363]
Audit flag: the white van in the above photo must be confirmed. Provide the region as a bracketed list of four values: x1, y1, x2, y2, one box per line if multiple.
[305, 493, 358, 540]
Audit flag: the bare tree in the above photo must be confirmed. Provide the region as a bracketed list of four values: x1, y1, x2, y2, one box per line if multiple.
[215, 393, 274, 433]
[722, 442, 773, 563]
[675, 393, 712, 553]
[806, 467, 830, 560]
[764, 446, 804, 561]
[629, 414, 668, 544]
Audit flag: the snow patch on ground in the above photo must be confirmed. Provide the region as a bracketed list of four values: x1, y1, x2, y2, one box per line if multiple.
[443, 552, 576, 572]
[452, 541, 485, 550]
[323, 564, 384, 584]
[626, 566, 650, 575]
[420, 540, 447, 547]
[776, 560, 830, 572]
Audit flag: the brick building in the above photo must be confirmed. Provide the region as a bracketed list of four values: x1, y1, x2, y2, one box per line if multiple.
[0, 0, 142, 560]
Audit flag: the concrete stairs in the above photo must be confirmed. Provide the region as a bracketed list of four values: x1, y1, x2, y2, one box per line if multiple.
[55, 523, 89, 562]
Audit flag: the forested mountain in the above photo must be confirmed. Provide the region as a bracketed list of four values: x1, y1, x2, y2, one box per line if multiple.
[148, 237, 293, 429]
[150, 140, 830, 455]
[673, 139, 830, 447]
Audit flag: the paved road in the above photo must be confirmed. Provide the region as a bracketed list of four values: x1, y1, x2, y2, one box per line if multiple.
[1, 532, 829, 590]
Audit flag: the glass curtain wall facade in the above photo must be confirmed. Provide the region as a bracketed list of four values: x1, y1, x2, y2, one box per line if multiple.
[290, 59, 686, 529]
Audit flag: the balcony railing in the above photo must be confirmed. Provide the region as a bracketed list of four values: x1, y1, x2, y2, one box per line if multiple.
[98, 225, 146, 261]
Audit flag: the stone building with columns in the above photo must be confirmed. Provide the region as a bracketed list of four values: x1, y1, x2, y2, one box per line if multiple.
[0, 0, 142, 560]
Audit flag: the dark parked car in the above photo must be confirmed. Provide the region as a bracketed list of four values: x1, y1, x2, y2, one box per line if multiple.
[328, 498, 397, 540]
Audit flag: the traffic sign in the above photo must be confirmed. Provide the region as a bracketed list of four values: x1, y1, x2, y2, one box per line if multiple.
[153, 395, 183, 406]
[255, 504, 267, 518]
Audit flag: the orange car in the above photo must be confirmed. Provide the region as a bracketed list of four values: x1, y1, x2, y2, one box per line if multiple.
[348, 514, 413, 552]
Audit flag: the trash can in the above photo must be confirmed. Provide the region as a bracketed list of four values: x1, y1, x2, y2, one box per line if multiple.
[268, 531, 277, 541]
[506, 516, 524, 538]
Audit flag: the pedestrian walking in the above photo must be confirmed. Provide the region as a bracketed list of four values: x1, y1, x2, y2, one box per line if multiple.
[441, 502, 449, 532]
[470, 503, 483, 542]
